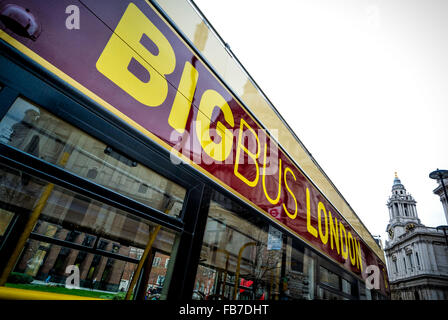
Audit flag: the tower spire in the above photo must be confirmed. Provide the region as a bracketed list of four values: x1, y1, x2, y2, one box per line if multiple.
[386, 173, 421, 241]
[393, 172, 402, 187]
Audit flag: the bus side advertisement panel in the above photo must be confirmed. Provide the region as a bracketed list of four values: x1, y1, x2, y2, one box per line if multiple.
[0, 0, 389, 295]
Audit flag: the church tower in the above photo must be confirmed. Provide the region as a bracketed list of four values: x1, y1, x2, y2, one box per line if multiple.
[384, 173, 448, 300]
[386, 173, 421, 242]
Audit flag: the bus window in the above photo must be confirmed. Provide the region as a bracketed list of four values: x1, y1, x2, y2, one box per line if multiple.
[193, 190, 316, 300]
[0, 164, 178, 299]
[194, 191, 284, 300]
[0, 97, 186, 217]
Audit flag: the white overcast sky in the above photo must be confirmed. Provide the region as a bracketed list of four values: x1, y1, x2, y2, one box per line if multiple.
[192, 0, 448, 242]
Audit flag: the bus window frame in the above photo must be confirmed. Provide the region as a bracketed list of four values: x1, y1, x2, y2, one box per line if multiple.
[0, 42, 209, 299]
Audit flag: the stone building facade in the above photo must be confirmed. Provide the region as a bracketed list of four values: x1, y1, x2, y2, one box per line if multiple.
[384, 174, 448, 300]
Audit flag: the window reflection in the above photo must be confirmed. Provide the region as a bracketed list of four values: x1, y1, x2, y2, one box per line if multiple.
[193, 190, 315, 300]
[144, 251, 171, 300]
[342, 278, 352, 295]
[316, 266, 358, 300]
[285, 237, 315, 300]
[319, 266, 340, 290]
[0, 209, 14, 238]
[0, 164, 177, 299]
[0, 97, 186, 216]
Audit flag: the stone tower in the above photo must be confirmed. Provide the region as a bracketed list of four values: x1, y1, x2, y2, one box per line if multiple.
[384, 173, 448, 300]
[385, 173, 422, 241]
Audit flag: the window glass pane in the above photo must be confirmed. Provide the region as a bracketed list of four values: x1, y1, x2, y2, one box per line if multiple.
[0, 207, 17, 253]
[319, 266, 340, 290]
[342, 278, 352, 295]
[359, 282, 367, 300]
[0, 208, 14, 237]
[0, 97, 186, 216]
[0, 163, 178, 300]
[407, 254, 413, 268]
[144, 252, 170, 300]
[365, 287, 372, 300]
[194, 193, 282, 300]
[153, 257, 162, 267]
[193, 190, 315, 300]
[285, 238, 315, 300]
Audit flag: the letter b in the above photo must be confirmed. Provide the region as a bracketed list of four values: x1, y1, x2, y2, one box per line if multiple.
[96, 3, 176, 107]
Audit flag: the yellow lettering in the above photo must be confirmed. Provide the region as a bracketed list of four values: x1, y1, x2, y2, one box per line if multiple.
[382, 268, 388, 289]
[168, 62, 199, 132]
[96, 3, 175, 106]
[306, 188, 318, 238]
[283, 167, 297, 219]
[234, 119, 260, 187]
[329, 212, 340, 254]
[196, 89, 234, 162]
[318, 202, 328, 245]
[355, 239, 363, 271]
[262, 146, 282, 205]
[339, 222, 348, 260]
[348, 232, 356, 266]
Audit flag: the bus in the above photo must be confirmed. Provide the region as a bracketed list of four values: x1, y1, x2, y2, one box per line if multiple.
[0, 0, 389, 300]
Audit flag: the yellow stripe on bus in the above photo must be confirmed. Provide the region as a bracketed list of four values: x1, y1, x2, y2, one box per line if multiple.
[0, 287, 103, 300]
